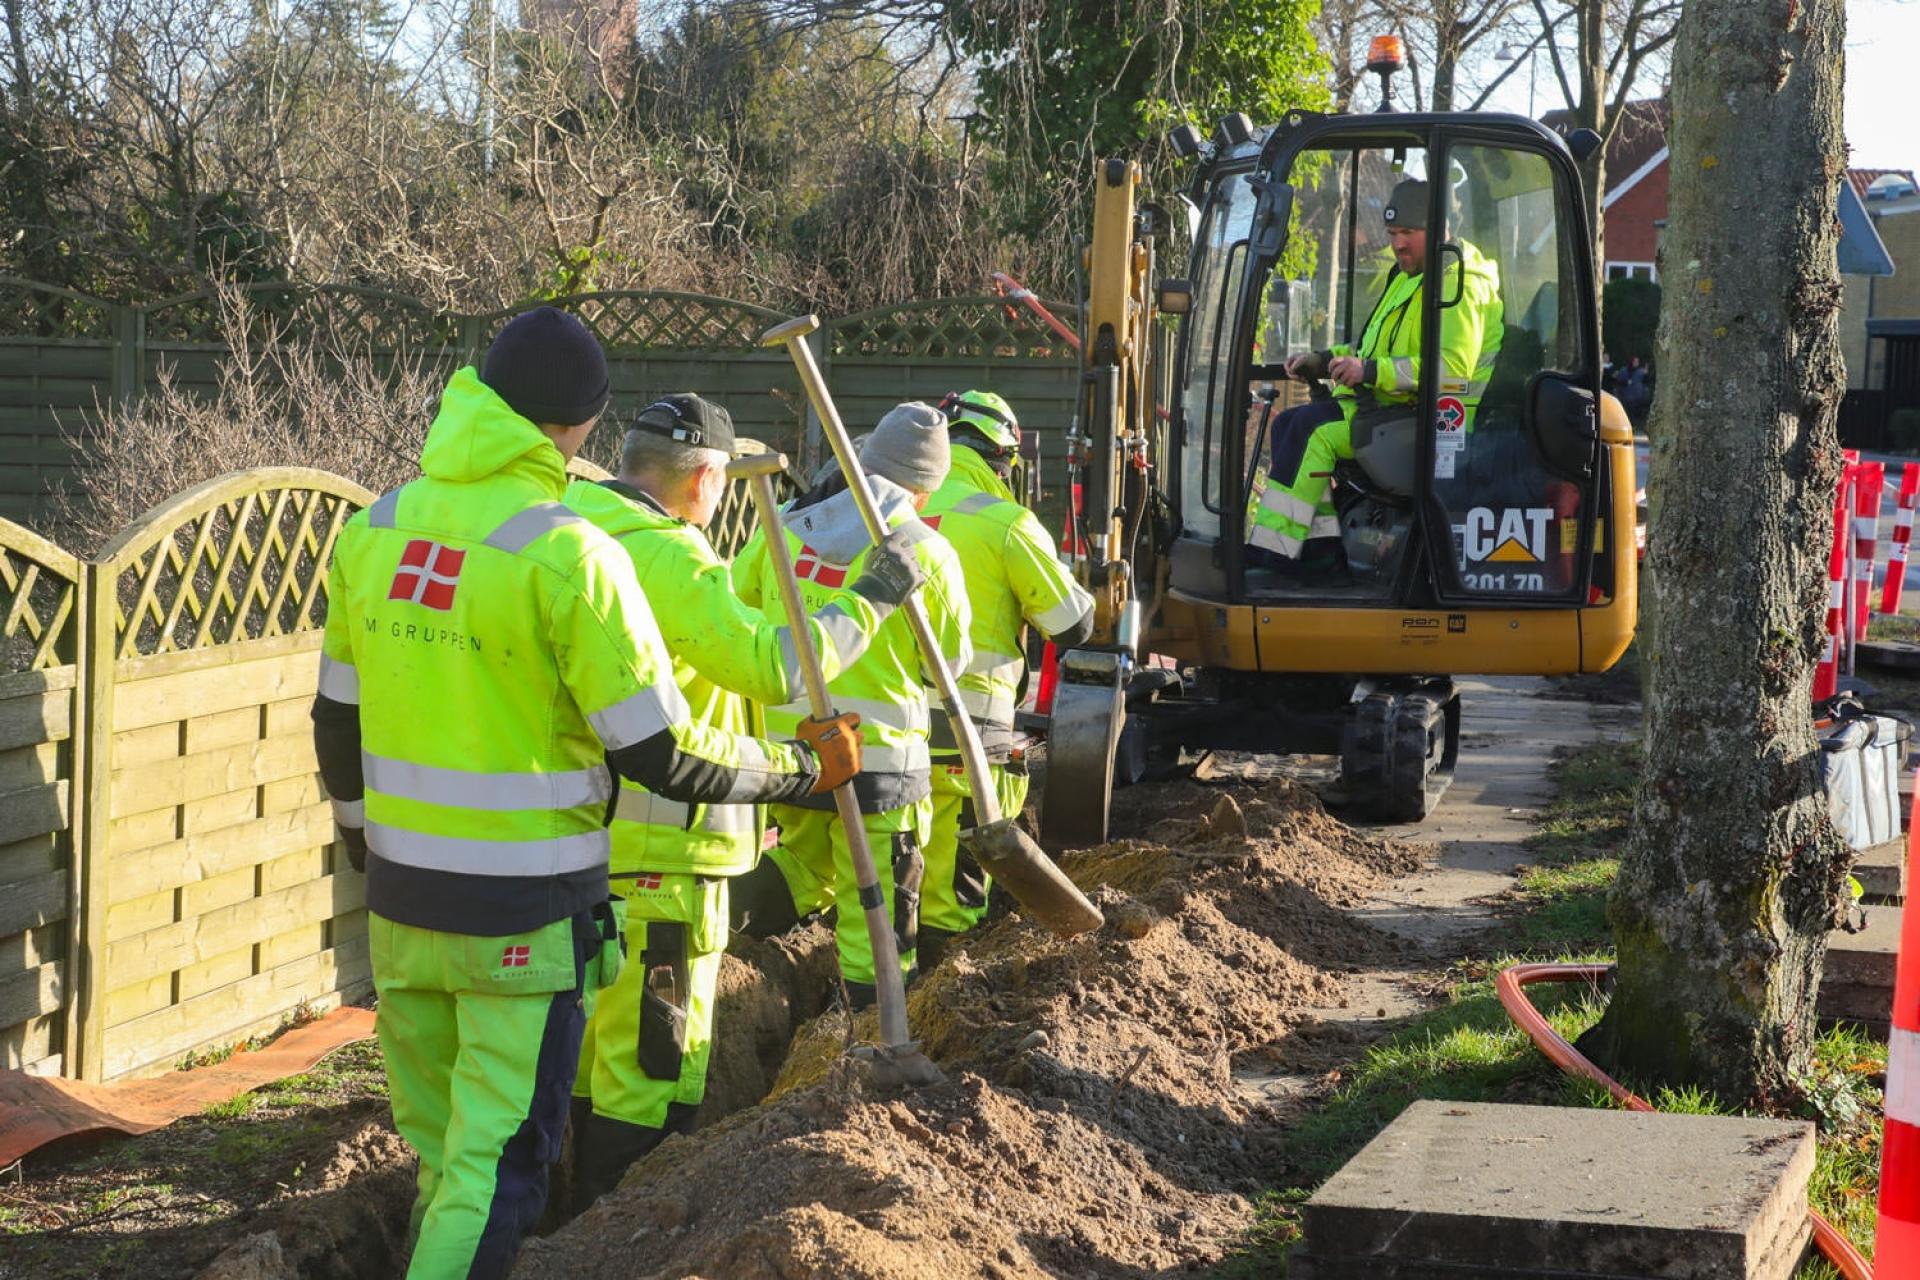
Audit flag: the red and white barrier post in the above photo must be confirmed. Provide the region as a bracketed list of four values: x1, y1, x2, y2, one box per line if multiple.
[1854, 461, 1885, 643]
[1886, 462, 1920, 617]
[1874, 776, 1920, 1272]
[1815, 465, 1855, 702]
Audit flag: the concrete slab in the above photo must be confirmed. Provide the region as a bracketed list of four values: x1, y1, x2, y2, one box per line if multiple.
[1819, 903, 1900, 1033]
[1291, 1101, 1814, 1280]
[1853, 837, 1907, 902]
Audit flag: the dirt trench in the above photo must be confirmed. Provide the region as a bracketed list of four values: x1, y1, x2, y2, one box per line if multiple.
[514, 778, 1425, 1280]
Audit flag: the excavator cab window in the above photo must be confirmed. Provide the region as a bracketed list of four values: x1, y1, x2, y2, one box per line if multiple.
[1426, 139, 1599, 604]
[1175, 166, 1259, 543]
[1166, 118, 1601, 609]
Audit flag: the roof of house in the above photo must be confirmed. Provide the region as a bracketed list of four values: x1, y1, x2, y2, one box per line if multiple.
[1839, 180, 1896, 276]
[1849, 168, 1919, 199]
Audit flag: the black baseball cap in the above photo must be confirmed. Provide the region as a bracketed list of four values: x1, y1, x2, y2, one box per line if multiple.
[629, 393, 737, 454]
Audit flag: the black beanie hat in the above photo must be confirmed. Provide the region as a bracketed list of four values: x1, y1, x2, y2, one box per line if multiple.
[1382, 179, 1431, 227]
[481, 307, 610, 428]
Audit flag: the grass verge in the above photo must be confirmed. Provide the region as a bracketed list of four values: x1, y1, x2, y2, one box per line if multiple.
[1213, 737, 1884, 1278]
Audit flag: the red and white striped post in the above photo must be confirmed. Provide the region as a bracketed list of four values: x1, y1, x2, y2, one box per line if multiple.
[1815, 465, 1855, 702]
[1854, 461, 1886, 642]
[1885, 462, 1920, 616]
[1874, 776, 1920, 1271]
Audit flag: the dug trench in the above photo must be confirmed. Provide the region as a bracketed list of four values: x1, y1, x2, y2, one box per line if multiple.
[514, 777, 1425, 1280]
[170, 774, 1423, 1280]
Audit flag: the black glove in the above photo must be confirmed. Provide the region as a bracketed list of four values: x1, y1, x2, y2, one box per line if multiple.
[850, 528, 927, 610]
[340, 826, 369, 873]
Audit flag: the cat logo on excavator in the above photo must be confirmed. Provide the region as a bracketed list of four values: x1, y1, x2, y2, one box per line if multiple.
[1462, 508, 1555, 564]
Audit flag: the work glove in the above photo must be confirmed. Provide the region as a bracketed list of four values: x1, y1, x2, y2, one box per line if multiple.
[795, 711, 863, 793]
[849, 528, 927, 611]
[1284, 350, 1330, 381]
[339, 825, 369, 874]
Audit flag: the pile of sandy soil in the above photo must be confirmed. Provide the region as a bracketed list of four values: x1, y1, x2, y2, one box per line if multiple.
[517, 775, 1424, 1280]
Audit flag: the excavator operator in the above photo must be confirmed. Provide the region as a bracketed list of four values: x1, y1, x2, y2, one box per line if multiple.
[1248, 178, 1503, 584]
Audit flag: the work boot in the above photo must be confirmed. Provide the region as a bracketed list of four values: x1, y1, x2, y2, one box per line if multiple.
[571, 1105, 697, 1211]
[729, 858, 802, 939]
[915, 926, 959, 977]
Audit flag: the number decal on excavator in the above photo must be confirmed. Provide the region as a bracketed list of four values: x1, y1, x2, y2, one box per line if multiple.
[1462, 571, 1546, 592]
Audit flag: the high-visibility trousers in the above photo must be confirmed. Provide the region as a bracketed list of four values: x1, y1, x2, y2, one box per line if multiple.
[758, 800, 931, 986]
[574, 872, 727, 1132]
[1249, 399, 1348, 559]
[923, 759, 1029, 935]
[371, 908, 600, 1280]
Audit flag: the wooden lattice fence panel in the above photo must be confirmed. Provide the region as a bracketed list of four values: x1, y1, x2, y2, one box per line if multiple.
[520, 291, 786, 353]
[0, 278, 116, 342]
[143, 284, 460, 349]
[78, 468, 374, 1080]
[0, 519, 84, 1074]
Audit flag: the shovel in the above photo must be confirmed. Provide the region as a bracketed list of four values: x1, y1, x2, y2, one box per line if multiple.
[729, 451, 943, 1088]
[759, 315, 1104, 938]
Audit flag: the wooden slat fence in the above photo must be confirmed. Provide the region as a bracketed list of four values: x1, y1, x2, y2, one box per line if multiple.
[0, 520, 83, 1076]
[0, 451, 797, 1082]
[0, 280, 1083, 531]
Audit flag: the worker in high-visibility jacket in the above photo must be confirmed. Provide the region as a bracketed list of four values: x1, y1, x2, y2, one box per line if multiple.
[558, 393, 925, 1208]
[308, 308, 862, 1280]
[1249, 178, 1503, 582]
[729, 403, 973, 1007]
[915, 390, 1094, 971]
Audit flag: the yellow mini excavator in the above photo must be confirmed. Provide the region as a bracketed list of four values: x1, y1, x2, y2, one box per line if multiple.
[1038, 37, 1637, 844]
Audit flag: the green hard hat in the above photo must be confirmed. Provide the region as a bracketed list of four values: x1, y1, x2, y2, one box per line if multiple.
[940, 389, 1020, 452]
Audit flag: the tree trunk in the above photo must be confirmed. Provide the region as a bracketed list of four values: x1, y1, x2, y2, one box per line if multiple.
[1430, 14, 1459, 113]
[1574, 0, 1607, 283]
[1580, 0, 1850, 1103]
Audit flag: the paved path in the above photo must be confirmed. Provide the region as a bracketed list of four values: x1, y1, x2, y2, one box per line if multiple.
[1235, 677, 1638, 1104]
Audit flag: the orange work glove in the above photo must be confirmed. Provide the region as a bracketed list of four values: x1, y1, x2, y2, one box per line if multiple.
[796, 711, 863, 793]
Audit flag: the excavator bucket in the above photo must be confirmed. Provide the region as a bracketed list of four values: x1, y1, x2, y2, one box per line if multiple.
[958, 817, 1104, 937]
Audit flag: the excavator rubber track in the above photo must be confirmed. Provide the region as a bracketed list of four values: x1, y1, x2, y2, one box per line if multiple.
[1340, 679, 1462, 822]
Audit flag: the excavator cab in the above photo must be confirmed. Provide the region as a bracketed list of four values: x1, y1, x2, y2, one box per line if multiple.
[1036, 45, 1637, 846]
[1174, 117, 1611, 609]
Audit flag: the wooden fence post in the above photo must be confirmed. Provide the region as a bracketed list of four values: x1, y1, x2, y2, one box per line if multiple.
[458, 316, 486, 366]
[69, 558, 118, 1082]
[108, 305, 145, 412]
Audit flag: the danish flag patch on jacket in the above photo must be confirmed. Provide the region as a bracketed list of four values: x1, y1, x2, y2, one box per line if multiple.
[501, 944, 530, 968]
[792, 546, 849, 589]
[389, 540, 465, 611]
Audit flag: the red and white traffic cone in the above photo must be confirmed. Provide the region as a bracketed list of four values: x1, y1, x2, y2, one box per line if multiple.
[1815, 467, 1854, 703]
[1874, 776, 1920, 1272]
[1855, 461, 1885, 642]
[1886, 462, 1920, 616]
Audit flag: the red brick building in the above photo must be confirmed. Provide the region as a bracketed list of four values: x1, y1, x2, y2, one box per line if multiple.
[1543, 101, 1671, 282]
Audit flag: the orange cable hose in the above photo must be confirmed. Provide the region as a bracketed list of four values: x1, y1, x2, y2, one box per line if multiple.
[1495, 962, 1873, 1280]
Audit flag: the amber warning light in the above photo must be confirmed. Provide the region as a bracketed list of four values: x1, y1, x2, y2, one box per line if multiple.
[1366, 35, 1406, 72]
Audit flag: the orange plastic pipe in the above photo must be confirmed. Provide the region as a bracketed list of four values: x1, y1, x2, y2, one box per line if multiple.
[1495, 962, 1873, 1280]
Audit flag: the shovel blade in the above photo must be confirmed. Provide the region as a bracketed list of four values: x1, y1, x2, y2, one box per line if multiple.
[958, 818, 1104, 937]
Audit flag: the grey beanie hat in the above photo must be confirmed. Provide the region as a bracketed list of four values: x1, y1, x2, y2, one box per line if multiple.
[859, 402, 950, 493]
